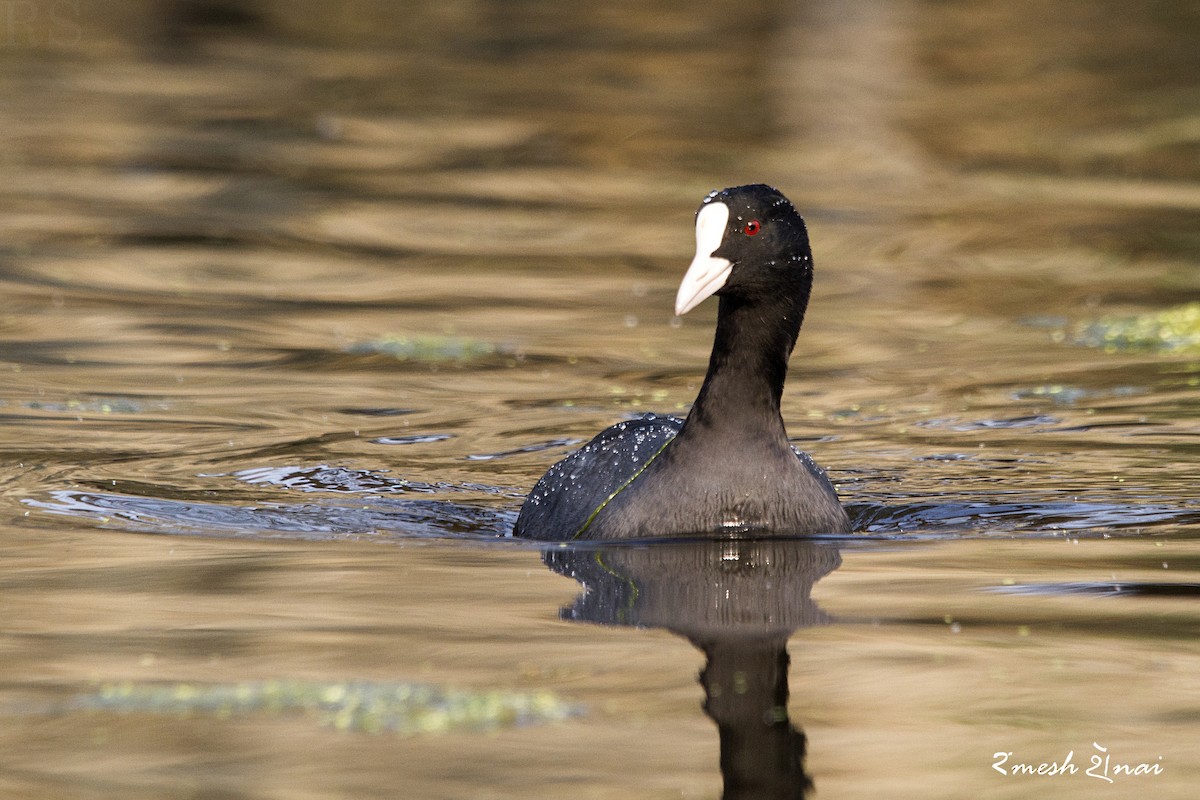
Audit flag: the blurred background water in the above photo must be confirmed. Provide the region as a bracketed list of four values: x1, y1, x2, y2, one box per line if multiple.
[1, 1, 1198, 798]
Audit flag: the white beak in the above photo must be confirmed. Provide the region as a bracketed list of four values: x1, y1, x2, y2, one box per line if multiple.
[674, 201, 732, 316]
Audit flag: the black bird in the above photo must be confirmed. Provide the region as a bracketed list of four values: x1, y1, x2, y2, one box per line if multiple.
[515, 184, 850, 540]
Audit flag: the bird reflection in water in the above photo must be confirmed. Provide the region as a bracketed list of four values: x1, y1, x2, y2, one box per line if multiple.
[542, 538, 842, 799]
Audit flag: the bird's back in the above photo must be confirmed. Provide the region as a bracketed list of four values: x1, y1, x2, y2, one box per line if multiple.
[514, 413, 683, 540]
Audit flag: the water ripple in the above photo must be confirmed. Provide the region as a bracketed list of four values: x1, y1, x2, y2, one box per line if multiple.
[25, 489, 516, 541]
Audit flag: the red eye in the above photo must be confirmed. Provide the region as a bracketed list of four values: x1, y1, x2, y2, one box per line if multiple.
[743, 220, 761, 236]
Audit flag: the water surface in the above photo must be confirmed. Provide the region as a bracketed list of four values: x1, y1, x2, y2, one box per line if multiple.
[1, 1, 1198, 797]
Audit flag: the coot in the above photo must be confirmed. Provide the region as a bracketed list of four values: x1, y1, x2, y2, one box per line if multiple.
[515, 184, 850, 540]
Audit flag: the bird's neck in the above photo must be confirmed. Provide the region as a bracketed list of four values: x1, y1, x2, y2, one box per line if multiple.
[681, 293, 806, 445]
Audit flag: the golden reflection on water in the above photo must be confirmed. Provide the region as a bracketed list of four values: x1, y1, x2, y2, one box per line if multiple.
[0, 1, 1198, 797]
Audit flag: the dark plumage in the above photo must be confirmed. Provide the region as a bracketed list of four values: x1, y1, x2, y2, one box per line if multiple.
[515, 184, 850, 540]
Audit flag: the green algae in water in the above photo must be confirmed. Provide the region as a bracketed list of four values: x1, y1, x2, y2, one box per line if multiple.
[25, 397, 157, 414]
[70, 680, 582, 735]
[347, 335, 500, 362]
[1011, 384, 1142, 405]
[1072, 302, 1200, 353]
